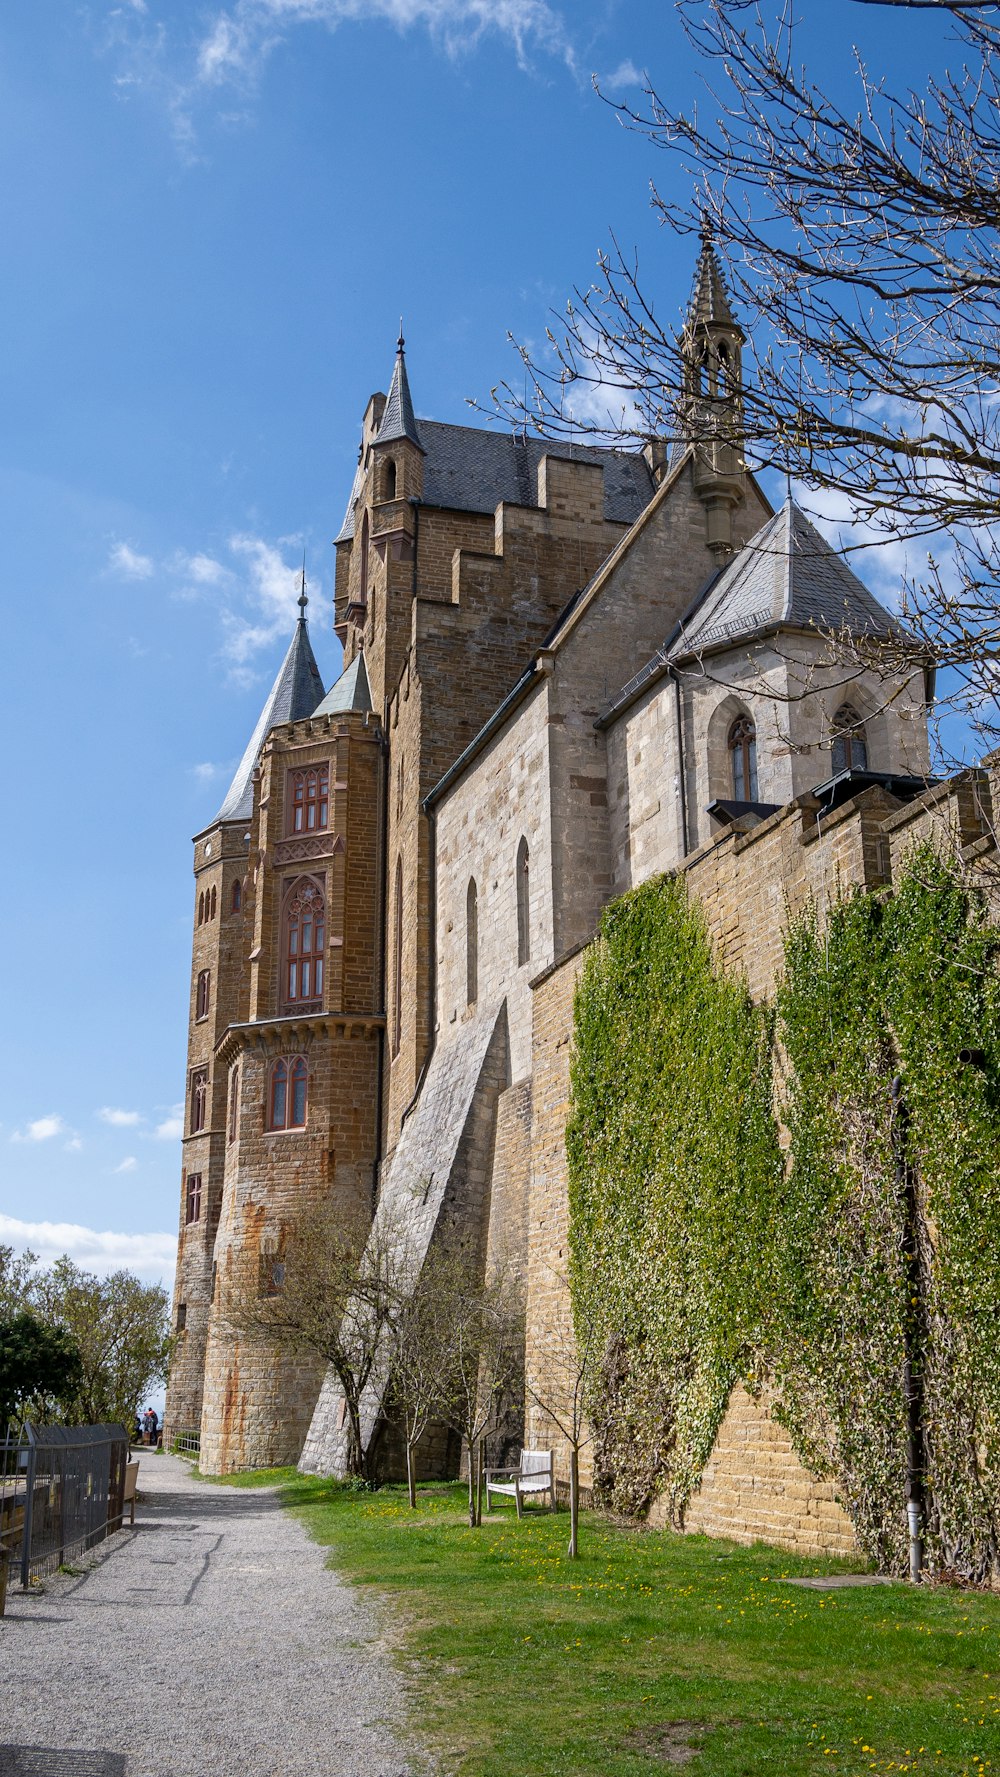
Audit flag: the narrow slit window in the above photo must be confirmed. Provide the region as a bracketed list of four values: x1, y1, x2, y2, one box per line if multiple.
[196, 969, 210, 1020]
[466, 878, 478, 1006]
[185, 1173, 202, 1224]
[516, 837, 530, 967]
[231, 879, 242, 913]
[228, 1065, 239, 1144]
[190, 1070, 208, 1134]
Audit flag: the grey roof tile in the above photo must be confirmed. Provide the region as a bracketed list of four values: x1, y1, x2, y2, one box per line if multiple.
[215, 620, 325, 824]
[375, 338, 422, 450]
[313, 651, 372, 717]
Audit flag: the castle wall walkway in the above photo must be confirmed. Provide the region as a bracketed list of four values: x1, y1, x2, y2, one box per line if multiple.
[0, 1449, 414, 1777]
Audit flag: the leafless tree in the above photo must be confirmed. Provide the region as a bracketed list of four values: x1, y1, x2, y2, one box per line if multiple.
[492, 0, 1000, 760]
[388, 1246, 466, 1508]
[224, 1196, 405, 1481]
[434, 1259, 524, 1528]
[523, 1279, 605, 1559]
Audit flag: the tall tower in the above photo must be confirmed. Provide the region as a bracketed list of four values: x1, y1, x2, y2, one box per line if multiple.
[679, 221, 746, 556]
[164, 604, 325, 1447]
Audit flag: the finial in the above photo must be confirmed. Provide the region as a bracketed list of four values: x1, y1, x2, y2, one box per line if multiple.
[298, 552, 308, 621]
[698, 205, 713, 246]
[397, 317, 405, 354]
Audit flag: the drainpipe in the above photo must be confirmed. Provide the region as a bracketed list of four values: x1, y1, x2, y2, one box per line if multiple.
[891, 1074, 924, 1583]
[669, 665, 690, 858]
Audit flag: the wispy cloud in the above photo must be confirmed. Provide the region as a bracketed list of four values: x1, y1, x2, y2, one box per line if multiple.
[192, 760, 228, 782]
[152, 1109, 183, 1142]
[98, 1106, 142, 1128]
[0, 1214, 176, 1283]
[108, 539, 154, 580]
[11, 1114, 66, 1145]
[221, 532, 307, 684]
[600, 58, 643, 90]
[114, 1155, 139, 1173]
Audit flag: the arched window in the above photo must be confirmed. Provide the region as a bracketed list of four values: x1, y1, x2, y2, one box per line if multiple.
[284, 880, 325, 1008]
[290, 766, 329, 833]
[198, 891, 205, 926]
[359, 510, 369, 607]
[231, 879, 242, 914]
[516, 837, 530, 967]
[210, 885, 217, 920]
[728, 714, 758, 801]
[831, 704, 869, 775]
[196, 969, 210, 1020]
[466, 878, 478, 1006]
[190, 1069, 208, 1134]
[228, 1065, 239, 1144]
[392, 856, 403, 1058]
[385, 458, 397, 501]
[268, 1056, 308, 1131]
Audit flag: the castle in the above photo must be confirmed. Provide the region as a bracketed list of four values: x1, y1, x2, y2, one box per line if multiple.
[166, 239, 948, 1552]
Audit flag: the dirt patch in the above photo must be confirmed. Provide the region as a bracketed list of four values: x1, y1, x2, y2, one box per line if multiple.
[623, 1721, 710, 1765]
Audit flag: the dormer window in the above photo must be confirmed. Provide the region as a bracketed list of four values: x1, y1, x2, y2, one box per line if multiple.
[832, 705, 869, 774]
[290, 766, 329, 834]
[728, 714, 758, 801]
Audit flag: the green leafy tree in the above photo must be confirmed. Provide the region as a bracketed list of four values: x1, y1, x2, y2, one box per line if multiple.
[0, 1311, 84, 1437]
[28, 1259, 172, 1428]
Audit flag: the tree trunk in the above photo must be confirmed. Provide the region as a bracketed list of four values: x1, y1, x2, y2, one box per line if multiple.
[467, 1437, 477, 1528]
[406, 1438, 416, 1509]
[568, 1445, 580, 1560]
[345, 1400, 365, 1479]
[475, 1440, 484, 1527]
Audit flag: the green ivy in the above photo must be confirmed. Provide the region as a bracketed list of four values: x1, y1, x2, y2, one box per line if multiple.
[566, 874, 783, 1519]
[568, 848, 1000, 1580]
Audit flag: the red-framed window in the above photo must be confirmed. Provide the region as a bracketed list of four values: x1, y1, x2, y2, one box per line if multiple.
[290, 767, 329, 834]
[210, 885, 217, 919]
[231, 879, 242, 913]
[228, 1065, 239, 1144]
[190, 1069, 208, 1134]
[185, 1173, 202, 1224]
[284, 880, 325, 1007]
[196, 969, 210, 1020]
[268, 1056, 308, 1131]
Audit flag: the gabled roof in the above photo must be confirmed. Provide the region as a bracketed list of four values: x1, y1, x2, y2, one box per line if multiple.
[334, 421, 654, 544]
[313, 651, 372, 717]
[666, 499, 897, 661]
[214, 620, 325, 825]
[375, 335, 422, 451]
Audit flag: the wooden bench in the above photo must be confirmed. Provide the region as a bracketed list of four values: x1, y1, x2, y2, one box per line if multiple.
[484, 1450, 555, 1518]
[122, 1460, 139, 1527]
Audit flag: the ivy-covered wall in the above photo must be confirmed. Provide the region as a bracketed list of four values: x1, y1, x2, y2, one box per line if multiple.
[567, 850, 1000, 1581]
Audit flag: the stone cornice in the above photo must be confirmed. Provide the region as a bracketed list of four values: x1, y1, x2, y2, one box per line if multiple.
[215, 1011, 384, 1067]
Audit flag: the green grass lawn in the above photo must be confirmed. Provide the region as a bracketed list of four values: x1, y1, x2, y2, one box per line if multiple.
[201, 1469, 999, 1776]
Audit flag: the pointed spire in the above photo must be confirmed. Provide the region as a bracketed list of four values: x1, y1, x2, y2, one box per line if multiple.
[375, 328, 424, 452]
[686, 214, 739, 332]
[214, 609, 325, 825]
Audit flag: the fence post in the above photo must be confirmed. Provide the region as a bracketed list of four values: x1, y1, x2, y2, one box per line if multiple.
[20, 1434, 37, 1591]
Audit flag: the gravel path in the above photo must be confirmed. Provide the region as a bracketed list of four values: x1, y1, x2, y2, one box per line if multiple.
[0, 1450, 418, 1777]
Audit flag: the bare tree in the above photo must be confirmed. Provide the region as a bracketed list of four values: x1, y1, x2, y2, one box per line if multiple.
[388, 1246, 464, 1508]
[224, 1196, 404, 1480]
[493, 1, 1000, 758]
[434, 1259, 524, 1528]
[523, 1280, 605, 1559]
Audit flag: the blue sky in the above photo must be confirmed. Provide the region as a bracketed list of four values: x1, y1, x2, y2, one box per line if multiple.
[0, 0, 958, 1293]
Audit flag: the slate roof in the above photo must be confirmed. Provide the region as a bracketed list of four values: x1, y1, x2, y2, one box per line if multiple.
[334, 422, 654, 544]
[666, 499, 897, 661]
[214, 620, 325, 825]
[313, 651, 372, 717]
[375, 338, 422, 450]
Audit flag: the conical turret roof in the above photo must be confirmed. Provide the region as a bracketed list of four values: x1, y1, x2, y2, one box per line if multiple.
[214, 615, 325, 824]
[313, 651, 372, 717]
[375, 332, 423, 451]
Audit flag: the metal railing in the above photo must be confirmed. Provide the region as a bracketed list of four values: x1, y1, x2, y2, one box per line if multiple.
[169, 1428, 201, 1454]
[1, 1423, 130, 1589]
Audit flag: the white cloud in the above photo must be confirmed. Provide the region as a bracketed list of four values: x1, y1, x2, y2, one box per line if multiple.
[114, 1156, 139, 1173]
[98, 1106, 142, 1127]
[152, 1110, 183, 1141]
[601, 58, 643, 90]
[108, 539, 155, 580]
[0, 1214, 176, 1284]
[192, 760, 227, 782]
[11, 1114, 66, 1144]
[221, 532, 308, 682]
[64, 1136, 84, 1153]
[174, 550, 231, 589]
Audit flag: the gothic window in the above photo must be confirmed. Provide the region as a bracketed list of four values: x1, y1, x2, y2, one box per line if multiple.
[831, 705, 869, 775]
[516, 837, 530, 967]
[190, 1070, 208, 1134]
[231, 879, 242, 913]
[196, 969, 210, 1020]
[268, 1056, 308, 1131]
[385, 458, 397, 501]
[185, 1173, 202, 1224]
[284, 879, 325, 1008]
[729, 714, 758, 801]
[198, 891, 205, 926]
[396, 755, 405, 824]
[466, 878, 479, 1006]
[392, 855, 403, 1059]
[290, 766, 329, 834]
[359, 511, 369, 606]
[228, 1066, 239, 1144]
[210, 885, 217, 919]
